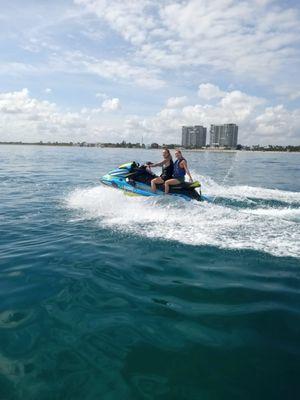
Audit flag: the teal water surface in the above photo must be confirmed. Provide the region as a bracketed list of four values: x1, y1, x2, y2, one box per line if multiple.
[0, 145, 300, 399]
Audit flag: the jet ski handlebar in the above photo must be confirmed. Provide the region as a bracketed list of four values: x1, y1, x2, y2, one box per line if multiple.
[131, 161, 140, 169]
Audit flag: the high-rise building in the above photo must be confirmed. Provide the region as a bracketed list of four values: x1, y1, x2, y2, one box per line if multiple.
[182, 126, 207, 148]
[209, 124, 238, 148]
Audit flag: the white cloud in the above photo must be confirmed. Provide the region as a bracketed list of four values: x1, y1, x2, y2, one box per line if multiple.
[64, 51, 165, 89]
[0, 88, 56, 114]
[84, 96, 121, 113]
[198, 84, 225, 100]
[96, 92, 108, 99]
[75, 0, 300, 84]
[45, 88, 52, 94]
[166, 96, 188, 108]
[0, 89, 87, 141]
[219, 90, 266, 120]
[0, 89, 127, 143]
[0, 62, 37, 75]
[101, 97, 121, 112]
[2, 0, 299, 105]
[122, 84, 299, 145]
[274, 84, 300, 101]
[1, 85, 299, 145]
[255, 105, 300, 140]
[74, 0, 155, 45]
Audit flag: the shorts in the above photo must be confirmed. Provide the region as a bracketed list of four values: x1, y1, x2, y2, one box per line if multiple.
[160, 174, 172, 181]
[173, 176, 185, 183]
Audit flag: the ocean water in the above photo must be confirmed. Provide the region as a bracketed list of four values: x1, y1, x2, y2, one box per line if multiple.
[0, 145, 299, 400]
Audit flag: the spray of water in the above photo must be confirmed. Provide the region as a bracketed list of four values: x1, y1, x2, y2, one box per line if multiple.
[210, 150, 240, 204]
[65, 176, 300, 258]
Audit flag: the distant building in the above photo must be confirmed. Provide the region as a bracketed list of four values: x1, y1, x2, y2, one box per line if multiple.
[209, 124, 238, 148]
[182, 126, 207, 148]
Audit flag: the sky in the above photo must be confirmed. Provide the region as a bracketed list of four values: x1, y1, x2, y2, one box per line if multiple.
[1, 0, 300, 145]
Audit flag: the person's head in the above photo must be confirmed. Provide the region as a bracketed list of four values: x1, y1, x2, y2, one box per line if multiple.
[175, 149, 183, 159]
[162, 147, 172, 159]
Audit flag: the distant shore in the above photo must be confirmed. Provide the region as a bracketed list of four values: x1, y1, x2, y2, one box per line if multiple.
[0, 142, 299, 153]
[182, 149, 299, 153]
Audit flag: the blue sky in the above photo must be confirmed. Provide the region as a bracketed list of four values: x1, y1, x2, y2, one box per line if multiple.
[1, 0, 300, 144]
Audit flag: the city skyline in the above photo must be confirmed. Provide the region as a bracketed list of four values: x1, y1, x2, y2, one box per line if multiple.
[210, 124, 238, 148]
[1, 1, 300, 145]
[182, 123, 238, 148]
[182, 125, 207, 148]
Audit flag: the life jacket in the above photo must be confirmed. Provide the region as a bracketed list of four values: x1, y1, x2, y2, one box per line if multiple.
[173, 158, 186, 179]
[161, 159, 174, 179]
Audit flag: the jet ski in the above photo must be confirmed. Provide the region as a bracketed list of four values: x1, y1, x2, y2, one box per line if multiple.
[100, 161, 202, 201]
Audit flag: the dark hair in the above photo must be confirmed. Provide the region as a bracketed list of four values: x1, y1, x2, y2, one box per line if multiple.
[163, 147, 172, 160]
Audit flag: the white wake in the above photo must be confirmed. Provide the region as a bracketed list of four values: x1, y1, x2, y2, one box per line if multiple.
[65, 179, 300, 258]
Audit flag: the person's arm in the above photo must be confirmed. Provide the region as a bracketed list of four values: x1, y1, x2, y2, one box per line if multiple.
[149, 160, 165, 167]
[181, 160, 193, 182]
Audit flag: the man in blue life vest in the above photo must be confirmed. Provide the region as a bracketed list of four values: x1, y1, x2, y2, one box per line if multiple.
[164, 149, 193, 194]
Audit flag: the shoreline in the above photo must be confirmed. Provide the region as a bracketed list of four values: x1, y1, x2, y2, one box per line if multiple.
[0, 143, 299, 153]
[183, 149, 299, 154]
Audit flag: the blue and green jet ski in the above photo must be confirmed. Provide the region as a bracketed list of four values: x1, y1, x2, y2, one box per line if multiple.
[100, 161, 202, 201]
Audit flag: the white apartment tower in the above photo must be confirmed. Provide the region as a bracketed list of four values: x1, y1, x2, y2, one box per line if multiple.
[182, 126, 207, 148]
[209, 124, 238, 148]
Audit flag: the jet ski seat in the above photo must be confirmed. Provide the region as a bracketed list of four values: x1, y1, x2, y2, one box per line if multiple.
[171, 180, 201, 190]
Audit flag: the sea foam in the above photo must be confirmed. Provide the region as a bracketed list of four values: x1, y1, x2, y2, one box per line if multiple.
[66, 178, 300, 258]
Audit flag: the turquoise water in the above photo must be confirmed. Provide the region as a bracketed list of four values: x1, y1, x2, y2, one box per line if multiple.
[0, 145, 300, 399]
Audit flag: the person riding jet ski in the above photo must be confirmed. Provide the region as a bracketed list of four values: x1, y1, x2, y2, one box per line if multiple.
[164, 150, 193, 194]
[147, 148, 174, 192]
[100, 158, 202, 201]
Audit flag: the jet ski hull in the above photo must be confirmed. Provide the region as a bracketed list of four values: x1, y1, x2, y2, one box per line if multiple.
[100, 162, 202, 201]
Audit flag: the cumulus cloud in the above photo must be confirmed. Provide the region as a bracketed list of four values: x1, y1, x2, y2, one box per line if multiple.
[101, 97, 121, 112]
[122, 84, 299, 145]
[0, 88, 56, 115]
[166, 96, 188, 108]
[0, 89, 132, 143]
[0, 89, 97, 142]
[255, 105, 300, 140]
[198, 84, 225, 100]
[1, 85, 299, 145]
